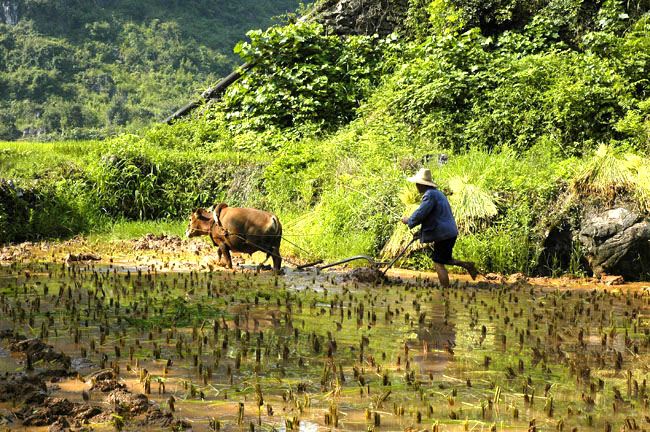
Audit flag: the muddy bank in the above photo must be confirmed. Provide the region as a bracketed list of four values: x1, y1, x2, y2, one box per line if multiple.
[2, 234, 648, 288]
[0, 332, 189, 430]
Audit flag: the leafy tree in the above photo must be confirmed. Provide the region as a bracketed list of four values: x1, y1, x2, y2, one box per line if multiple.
[0, 0, 301, 140]
[221, 22, 387, 135]
[0, 111, 20, 140]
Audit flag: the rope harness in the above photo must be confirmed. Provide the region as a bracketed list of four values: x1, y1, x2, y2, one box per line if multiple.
[207, 209, 306, 268]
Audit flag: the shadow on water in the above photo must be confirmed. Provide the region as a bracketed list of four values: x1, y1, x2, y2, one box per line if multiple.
[1, 260, 650, 431]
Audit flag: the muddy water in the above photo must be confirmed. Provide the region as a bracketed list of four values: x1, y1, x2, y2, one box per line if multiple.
[1, 262, 650, 432]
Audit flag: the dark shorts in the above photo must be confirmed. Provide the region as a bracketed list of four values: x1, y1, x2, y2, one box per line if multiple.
[431, 236, 456, 264]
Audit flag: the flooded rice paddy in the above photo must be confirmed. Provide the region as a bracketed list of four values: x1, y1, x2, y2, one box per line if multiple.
[2, 259, 650, 431]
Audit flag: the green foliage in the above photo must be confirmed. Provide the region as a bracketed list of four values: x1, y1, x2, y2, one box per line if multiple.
[0, 111, 20, 140]
[571, 144, 650, 211]
[448, 0, 543, 35]
[220, 22, 387, 135]
[0, 0, 301, 139]
[0, 139, 271, 243]
[0, 178, 92, 243]
[383, 0, 650, 156]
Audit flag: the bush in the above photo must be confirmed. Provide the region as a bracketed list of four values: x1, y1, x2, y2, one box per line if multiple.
[0, 178, 91, 243]
[220, 22, 387, 135]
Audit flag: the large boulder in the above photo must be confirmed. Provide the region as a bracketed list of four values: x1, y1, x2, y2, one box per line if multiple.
[308, 0, 409, 36]
[0, 0, 20, 26]
[578, 205, 650, 280]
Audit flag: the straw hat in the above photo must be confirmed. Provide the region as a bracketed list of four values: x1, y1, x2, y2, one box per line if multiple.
[407, 168, 438, 188]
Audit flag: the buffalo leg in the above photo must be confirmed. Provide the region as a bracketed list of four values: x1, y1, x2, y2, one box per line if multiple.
[271, 247, 282, 274]
[219, 243, 233, 269]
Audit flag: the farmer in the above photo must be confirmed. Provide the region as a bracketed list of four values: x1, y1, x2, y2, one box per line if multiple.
[400, 168, 478, 287]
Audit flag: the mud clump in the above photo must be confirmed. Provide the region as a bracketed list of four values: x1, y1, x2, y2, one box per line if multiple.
[65, 252, 101, 263]
[21, 397, 75, 426]
[9, 337, 71, 366]
[485, 273, 505, 282]
[0, 374, 47, 404]
[105, 389, 189, 428]
[133, 233, 184, 251]
[132, 233, 207, 255]
[0, 241, 33, 261]
[106, 389, 149, 415]
[342, 267, 387, 283]
[600, 274, 625, 286]
[508, 273, 528, 283]
[141, 405, 189, 428]
[47, 416, 70, 432]
[88, 369, 125, 392]
[1, 330, 71, 370]
[19, 397, 101, 427]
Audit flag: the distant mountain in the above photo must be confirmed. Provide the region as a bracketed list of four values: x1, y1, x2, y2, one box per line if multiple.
[0, 0, 301, 140]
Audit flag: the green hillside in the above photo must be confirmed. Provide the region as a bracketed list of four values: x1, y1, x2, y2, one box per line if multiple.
[0, 0, 302, 140]
[2, 0, 650, 278]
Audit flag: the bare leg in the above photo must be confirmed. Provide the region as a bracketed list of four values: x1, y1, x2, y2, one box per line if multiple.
[447, 258, 478, 280]
[435, 262, 450, 288]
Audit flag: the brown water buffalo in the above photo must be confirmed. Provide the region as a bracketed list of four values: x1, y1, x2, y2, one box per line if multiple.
[185, 204, 282, 273]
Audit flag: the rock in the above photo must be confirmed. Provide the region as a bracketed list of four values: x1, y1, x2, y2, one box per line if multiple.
[600, 274, 624, 286]
[538, 222, 577, 275]
[308, 0, 409, 37]
[0, 0, 20, 26]
[578, 205, 650, 280]
[21, 125, 45, 138]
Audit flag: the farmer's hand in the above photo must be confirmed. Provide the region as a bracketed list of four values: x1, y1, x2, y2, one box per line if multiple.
[400, 217, 409, 224]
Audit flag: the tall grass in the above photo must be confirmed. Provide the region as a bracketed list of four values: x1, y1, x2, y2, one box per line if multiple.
[87, 219, 187, 242]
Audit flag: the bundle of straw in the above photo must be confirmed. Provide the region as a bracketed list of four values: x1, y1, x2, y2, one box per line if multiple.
[380, 186, 424, 259]
[447, 176, 498, 234]
[571, 144, 636, 201]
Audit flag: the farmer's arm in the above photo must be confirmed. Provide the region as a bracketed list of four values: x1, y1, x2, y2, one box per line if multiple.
[403, 193, 435, 228]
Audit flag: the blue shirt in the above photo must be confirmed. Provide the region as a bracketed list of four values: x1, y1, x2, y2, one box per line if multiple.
[407, 188, 458, 243]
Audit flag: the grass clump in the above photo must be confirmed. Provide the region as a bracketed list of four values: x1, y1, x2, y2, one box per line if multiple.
[447, 176, 498, 233]
[571, 144, 650, 211]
